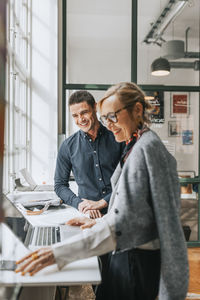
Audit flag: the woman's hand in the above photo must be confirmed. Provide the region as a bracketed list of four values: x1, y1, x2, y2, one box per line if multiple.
[67, 217, 96, 229]
[88, 209, 102, 219]
[15, 247, 55, 276]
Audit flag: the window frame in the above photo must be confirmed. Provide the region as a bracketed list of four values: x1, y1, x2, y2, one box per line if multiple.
[62, 0, 200, 246]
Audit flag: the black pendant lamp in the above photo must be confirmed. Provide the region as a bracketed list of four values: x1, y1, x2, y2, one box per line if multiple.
[151, 57, 171, 76]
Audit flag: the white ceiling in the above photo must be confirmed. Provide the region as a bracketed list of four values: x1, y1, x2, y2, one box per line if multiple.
[67, 0, 199, 42]
[139, 0, 199, 42]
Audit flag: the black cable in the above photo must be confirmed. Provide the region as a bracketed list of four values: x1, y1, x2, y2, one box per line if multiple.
[56, 286, 62, 300]
[16, 287, 23, 300]
[64, 286, 69, 300]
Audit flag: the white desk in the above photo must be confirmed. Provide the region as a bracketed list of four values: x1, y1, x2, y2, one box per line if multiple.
[1, 192, 101, 288]
[7, 191, 89, 226]
[0, 223, 100, 287]
[8, 191, 89, 226]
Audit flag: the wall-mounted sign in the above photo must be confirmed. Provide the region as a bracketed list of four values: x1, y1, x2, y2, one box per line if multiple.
[182, 130, 193, 145]
[170, 92, 190, 117]
[168, 121, 181, 137]
[146, 91, 164, 123]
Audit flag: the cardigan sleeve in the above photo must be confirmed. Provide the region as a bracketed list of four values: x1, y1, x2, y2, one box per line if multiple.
[52, 215, 116, 270]
[143, 144, 189, 300]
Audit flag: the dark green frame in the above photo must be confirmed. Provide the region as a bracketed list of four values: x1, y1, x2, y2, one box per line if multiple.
[62, 0, 200, 246]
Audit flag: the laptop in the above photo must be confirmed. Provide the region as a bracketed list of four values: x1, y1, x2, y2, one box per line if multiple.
[20, 168, 54, 191]
[3, 195, 82, 251]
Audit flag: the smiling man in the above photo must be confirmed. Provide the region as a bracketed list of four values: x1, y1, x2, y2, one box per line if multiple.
[54, 91, 124, 218]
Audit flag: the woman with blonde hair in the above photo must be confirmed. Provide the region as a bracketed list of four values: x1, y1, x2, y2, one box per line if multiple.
[16, 82, 188, 300]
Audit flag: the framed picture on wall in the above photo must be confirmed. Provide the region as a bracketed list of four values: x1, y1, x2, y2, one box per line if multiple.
[178, 171, 195, 194]
[145, 91, 164, 123]
[170, 92, 190, 117]
[178, 171, 195, 178]
[182, 130, 193, 145]
[168, 121, 181, 137]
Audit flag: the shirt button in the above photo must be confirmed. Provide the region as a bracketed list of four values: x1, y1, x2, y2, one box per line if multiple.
[94, 150, 96, 154]
[96, 164, 99, 167]
[116, 192, 119, 195]
[99, 178, 102, 181]
[102, 191, 106, 194]
[89, 139, 92, 142]
[116, 231, 122, 236]
[114, 208, 119, 214]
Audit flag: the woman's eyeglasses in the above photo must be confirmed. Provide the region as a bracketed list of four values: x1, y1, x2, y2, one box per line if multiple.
[100, 105, 132, 126]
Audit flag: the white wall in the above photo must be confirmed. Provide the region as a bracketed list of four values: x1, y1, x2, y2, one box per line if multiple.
[31, 0, 58, 184]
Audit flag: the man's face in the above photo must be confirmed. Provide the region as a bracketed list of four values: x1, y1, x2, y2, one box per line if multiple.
[70, 101, 98, 134]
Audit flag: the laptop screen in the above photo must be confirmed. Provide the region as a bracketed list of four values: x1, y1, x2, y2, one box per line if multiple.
[3, 194, 31, 246]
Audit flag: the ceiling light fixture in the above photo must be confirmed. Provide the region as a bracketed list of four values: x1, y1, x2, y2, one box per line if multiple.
[151, 57, 171, 76]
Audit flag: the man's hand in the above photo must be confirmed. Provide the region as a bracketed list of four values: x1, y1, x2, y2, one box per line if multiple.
[78, 199, 108, 216]
[67, 217, 96, 229]
[15, 247, 55, 276]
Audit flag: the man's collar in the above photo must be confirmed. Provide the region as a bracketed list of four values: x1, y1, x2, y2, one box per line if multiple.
[80, 122, 106, 139]
[98, 122, 107, 135]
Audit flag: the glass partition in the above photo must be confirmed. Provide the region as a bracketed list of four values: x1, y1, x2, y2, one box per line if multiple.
[138, 0, 200, 86]
[62, 0, 200, 245]
[148, 90, 200, 243]
[149, 92, 199, 175]
[181, 186, 198, 242]
[66, 0, 131, 84]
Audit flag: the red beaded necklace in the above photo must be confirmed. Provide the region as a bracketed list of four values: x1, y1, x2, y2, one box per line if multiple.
[126, 131, 138, 145]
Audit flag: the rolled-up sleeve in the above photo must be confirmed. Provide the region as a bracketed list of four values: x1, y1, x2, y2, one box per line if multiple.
[52, 216, 116, 270]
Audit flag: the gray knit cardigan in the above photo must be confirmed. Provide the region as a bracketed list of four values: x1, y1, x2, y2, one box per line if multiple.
[108, 129, 189, 300]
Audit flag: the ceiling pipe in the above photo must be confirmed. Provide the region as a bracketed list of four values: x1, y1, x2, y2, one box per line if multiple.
[170, 61, 200, 70]
[184, 52, 200, 59]
[185, 26, 190, 53]
[184, 27, 200, 59]
[143, 0, 188, 45]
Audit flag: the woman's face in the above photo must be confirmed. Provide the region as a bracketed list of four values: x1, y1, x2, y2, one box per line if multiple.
[100, 95, 140, 142]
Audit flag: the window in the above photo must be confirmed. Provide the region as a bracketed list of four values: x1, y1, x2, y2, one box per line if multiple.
[4, 0, 31, 193]
[66, 0, 132, 85]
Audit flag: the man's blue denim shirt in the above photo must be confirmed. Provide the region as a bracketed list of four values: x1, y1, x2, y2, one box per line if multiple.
[54, 123, 124, 210]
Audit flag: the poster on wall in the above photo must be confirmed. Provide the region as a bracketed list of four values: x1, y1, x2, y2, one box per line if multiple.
[145, 91, 164, 123]
[170, 92, 190, 117]
[168, 121, 181, 137]
[178, 171, 195, 194]
[182, 130, 193, 145]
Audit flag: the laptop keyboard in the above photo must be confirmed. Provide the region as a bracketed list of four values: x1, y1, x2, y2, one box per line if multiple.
[26, 226, 61, 247]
